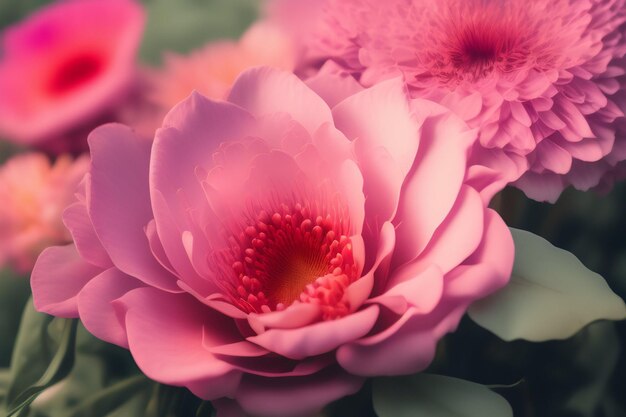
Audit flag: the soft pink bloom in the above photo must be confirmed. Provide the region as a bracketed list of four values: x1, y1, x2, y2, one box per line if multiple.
[31, 67, 513, 416]
[0, 0, 145, 145]
[122, 22, 295, 138]
[0, 153, 89, 273]
[270, 0, 626, 202]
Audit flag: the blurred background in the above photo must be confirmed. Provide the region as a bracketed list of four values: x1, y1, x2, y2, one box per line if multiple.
[0, 1, 625, 416]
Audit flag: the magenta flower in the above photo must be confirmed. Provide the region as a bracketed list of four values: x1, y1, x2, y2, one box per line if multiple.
[0, 153, 89, 273]
[270, 0, 626, 202]
[31, 67, 512, 416]
[0, 0, 144, 145]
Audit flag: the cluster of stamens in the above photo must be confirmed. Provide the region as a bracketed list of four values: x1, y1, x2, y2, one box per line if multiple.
[218, 201, 358, 320]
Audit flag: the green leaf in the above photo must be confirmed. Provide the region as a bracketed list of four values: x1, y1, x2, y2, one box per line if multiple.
[468, 228, 626, 341]
[373, 374, 512, 417]
[139, 0, 259, 64]
[62, 375, 152, 417]
[6, 299, 78, 417]
[0, 269, 31, 367]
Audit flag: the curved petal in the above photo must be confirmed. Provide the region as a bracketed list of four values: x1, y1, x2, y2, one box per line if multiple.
[446, 210, 514, 299]
[228, 66, 333, 135]
[77, 267, 144, 348]
[116, 287, 240, 391]
[62, 201, 112, 269]
[392, 108, 476, 265]
[337, 304, 467, 376]
[247, 305, 380, 360]
[87, 124, 178, 292]
[31, 244, 103, 318]
[369, 265, 444, 316]
[392, 185, 485, 282]
[150, 94, 255, 288]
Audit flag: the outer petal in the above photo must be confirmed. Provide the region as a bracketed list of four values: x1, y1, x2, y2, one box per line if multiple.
[62, 201, 112, 269]
[337, 304, 467, 376]
[31, 244, 103, 318]
[446, 210, 514, 299]
[392, 104, 476, 265]
[77, 268, 144, 348]
[116, 287, 240, 393]
[87, 124, 178, 291]
[228, 66, 333, 134]
[247, 305, 380, 360]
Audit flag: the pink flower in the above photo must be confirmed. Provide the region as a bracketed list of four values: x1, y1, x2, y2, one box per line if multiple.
[122, 22, 295, 138]
[0, 153, 89, 273]
[31, 67, 512, 416]
[0, 0, 145, 145]
[269, 0, 626, 202]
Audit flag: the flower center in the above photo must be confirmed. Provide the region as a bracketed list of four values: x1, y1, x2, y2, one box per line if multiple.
[47, 53, 105, 96]
[218, 201, 358, 319]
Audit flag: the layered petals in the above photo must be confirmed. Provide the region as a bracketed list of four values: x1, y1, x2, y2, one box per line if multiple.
[270, 0, 626, 201]
[32, 67, 513, 416]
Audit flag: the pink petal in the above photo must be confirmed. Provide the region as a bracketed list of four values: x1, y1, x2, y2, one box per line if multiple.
[393, 110, 475, 265]
[394, 186, 485, 279]
[337, 304, 467, 376]
[247, 305, 380, 360]
[32, 244, 103, 318]
[116, 287, 242, 398]
[446, 210, 513, 299]
[369, 265, 444, 315]
[62, 201, 112, 269]
[87, 124, 179, 292]
[228, 66, 333, 134]
[305, 61, 364, 108]
[77, 267, 144, 348]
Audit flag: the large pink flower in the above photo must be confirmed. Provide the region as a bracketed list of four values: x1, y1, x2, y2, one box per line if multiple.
[0, 0, 144, 145]
[31, 67, 512, 417]
[0, 153, 89, 273]
[270, 0, 626, 202]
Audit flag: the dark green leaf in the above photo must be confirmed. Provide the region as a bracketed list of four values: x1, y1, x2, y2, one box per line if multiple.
[0, 269, 31, 367]
[6, 299, 77, 416]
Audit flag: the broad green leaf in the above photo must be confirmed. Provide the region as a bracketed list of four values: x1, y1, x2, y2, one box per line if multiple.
[373, 374, 512, 417]
[468, 228, 626, 341]
[6, 299, 77, 417]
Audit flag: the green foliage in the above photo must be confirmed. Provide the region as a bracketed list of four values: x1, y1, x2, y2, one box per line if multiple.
[373, 374, 512, 417]
[5, 300, 78, 417]
[469, 228, 626, 341]
[0, 269, 31, 367]
[139, 0, 259, 64]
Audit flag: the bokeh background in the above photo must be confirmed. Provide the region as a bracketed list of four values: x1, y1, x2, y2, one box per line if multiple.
[0, 1, 625, 416]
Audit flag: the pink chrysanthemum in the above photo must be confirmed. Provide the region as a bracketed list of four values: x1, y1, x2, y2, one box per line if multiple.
[270, 0, 626, 202]
[0, 153, 89, 273]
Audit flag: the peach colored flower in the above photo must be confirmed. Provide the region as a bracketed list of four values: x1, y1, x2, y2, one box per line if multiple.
[0, 0, 144, 145]
[0, 153, 89, 273]
[124, 22, 295, 138]
[32, 68, 512, 417]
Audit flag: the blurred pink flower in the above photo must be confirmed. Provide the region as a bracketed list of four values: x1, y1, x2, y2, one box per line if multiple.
[31, 67, 512, 417]
[0, 0, 145, 145]
[0, 153, 89, 273]
[270, 0, 626, 202]
[122, 22, 295, 138]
